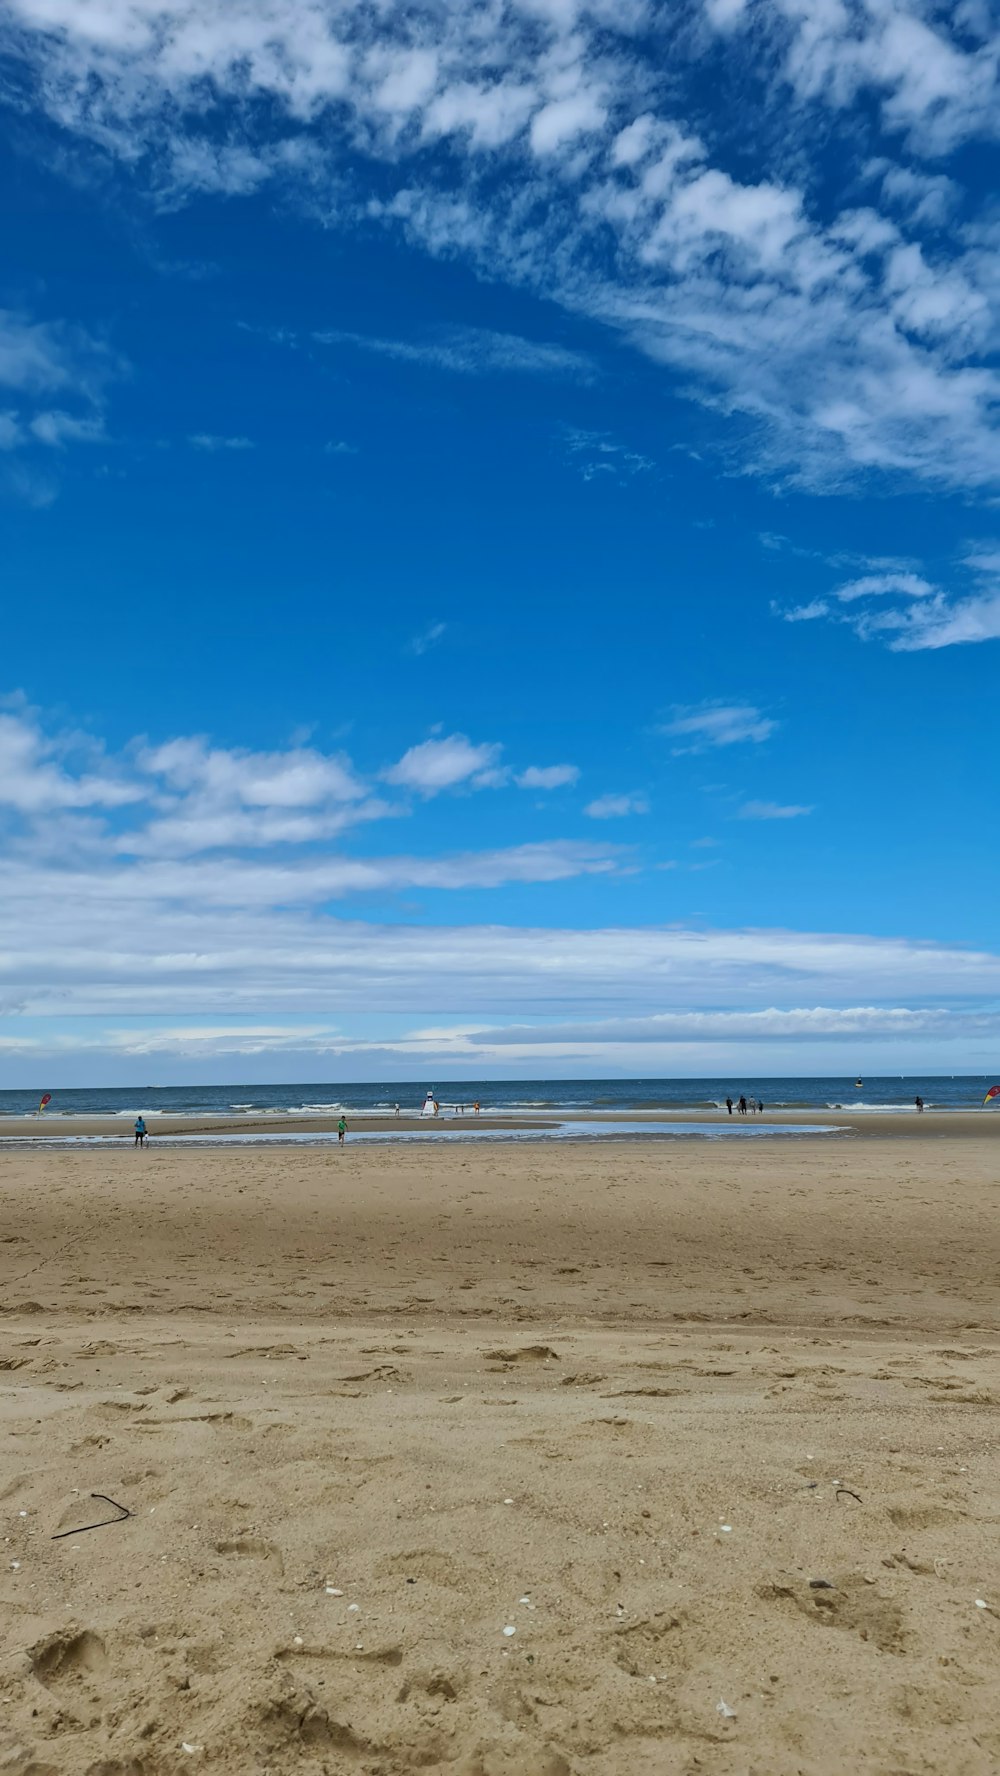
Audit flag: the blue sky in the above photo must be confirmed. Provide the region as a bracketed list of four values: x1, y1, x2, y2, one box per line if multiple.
[1, 0, 998, 1083]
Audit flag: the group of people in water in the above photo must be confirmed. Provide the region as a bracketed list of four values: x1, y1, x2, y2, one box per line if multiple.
[726, 1095, 764, 1116]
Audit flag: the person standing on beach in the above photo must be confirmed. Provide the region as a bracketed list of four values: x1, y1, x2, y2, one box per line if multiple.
[726, 1096, 733, 1116]
[915, 1095, 924, 1113]
[134, 1115, 147, 1148]
[738, 1095, 747, 1116]
[758, 1098, 765, 1115]
[337, 1115, 347, 1145]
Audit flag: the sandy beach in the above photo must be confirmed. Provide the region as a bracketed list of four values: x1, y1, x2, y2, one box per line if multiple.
[2, 1131, 999, 1774]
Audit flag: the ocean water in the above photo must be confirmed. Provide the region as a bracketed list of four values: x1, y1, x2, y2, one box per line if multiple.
[1, 1075, 995, 1119]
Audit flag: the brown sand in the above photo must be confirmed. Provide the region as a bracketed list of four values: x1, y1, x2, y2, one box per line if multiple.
[2, 1134, 999, 1774]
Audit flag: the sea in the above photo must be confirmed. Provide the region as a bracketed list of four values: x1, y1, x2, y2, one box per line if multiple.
[1, 1075, 994, 1119]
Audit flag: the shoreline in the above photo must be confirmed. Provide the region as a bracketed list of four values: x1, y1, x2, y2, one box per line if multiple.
[2, 1106, 998, 1140]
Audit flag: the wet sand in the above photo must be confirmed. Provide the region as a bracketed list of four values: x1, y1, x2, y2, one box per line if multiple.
[2, 1135, 999, 1773]
[1, 1107, 995, 1139]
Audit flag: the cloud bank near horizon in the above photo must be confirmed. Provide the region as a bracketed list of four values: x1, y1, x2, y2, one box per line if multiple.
[0, 696, 997, 1076]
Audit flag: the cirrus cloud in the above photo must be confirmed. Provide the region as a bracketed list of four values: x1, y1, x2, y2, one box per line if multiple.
[659, 702, 778, 753]
[2, 0, 998, 498]
[778, 550, 1000, 651]
[739, 800, 812, 820]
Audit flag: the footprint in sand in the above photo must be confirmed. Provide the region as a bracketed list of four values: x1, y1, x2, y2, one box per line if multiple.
[761, 1576, 906, 1654]
[381, 1548, 478, 1590]
[83, 1761, 147, 1775]
[612, 1611, 687, 1676]
[603, 1385, 684, 1399]
[886, 1502, 960, 1530]
[453, 1750, 572, 1776]
[259, 1678, 368, 1755]
[31, 1628, 109, 1693]
[483, 1345, 561, 1364]
[215, 1537, 285, 1573]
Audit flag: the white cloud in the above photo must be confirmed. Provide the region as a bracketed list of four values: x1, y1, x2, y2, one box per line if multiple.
[964, 547, 1000, 576]
[857, 588, 1000, 652]
[874, 162, 960, 228]
[0, 701, 997, 1063]
[0, 308, 107, 397]
[188, 433, 254, 450]
[0, 709, 608, 896]
[28, 410, 106, 447]
[118, 798, 396, 860]
[315, 325, 594, 378]
[0, 881, 996, 1027]
[781, 598, 830, 622]
[0, 702, 634, 1033]
[2, 410, 107, 451]
[0, 309, 116, 483]
[562, 427, 652, 482]
[704, 0, 749, 28]
[4, 703, 997, 1025]
[9, 999, 1000, 1071]
[141, 736, 363, 806]
[97, 839, 615, 902]
[739, 800, 813, 820]
[382, 733, 504, 794]
[5, 0, 997, 495]
[96, 1022, 345, 1057]
[516, 764, 580, 790]
[422, 75, 537, 150]
[659, 702, 778, 752]
[584, 791, 649, 818]
[711, 0, 1000, 157]
[466, 1004, 992, 1046]
[370, 44, 439, 116]
[778, 551, 1000, 651]
[125, 734, 374, 856]
[0, 705, 140, 814]
[407, 620, 447, 656]
[834, 571, 935, 603]
[530, 90, 607, 155]
[0, 462, 59, 507]
[0, 704, 606, 871]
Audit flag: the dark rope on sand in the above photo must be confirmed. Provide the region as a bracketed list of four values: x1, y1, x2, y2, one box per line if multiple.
[52, 1494, 131, 1538]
